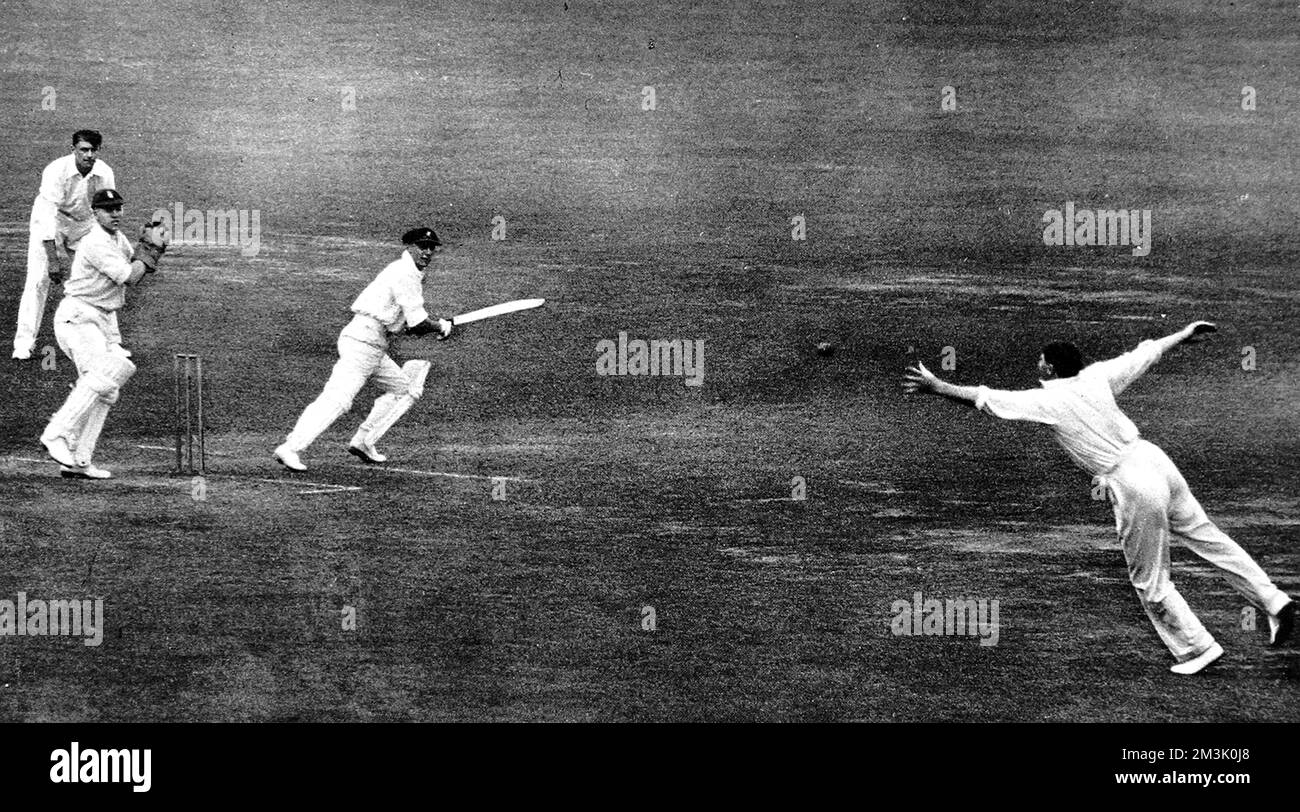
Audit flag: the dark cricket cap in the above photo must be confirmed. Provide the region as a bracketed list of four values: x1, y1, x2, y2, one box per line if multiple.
[92, 189, 125, 209]
[402, 227, 441, 247]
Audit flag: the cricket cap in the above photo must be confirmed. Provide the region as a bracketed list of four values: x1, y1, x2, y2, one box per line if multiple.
[92, 189, 125, 209]
[402, 227, 441, 247]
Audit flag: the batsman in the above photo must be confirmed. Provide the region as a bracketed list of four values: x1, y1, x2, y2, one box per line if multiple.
[274, 227, 454, 471]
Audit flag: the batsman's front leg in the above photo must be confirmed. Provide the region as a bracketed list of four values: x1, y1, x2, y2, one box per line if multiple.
[348, 358, 431, 464]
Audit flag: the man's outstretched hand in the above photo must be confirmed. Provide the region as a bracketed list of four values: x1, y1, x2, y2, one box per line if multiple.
[1187, 321, 1217, 340]
[902, 361, 939, 395]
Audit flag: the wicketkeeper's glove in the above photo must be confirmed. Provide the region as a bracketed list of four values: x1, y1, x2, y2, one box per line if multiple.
[131, 220, 170, 273]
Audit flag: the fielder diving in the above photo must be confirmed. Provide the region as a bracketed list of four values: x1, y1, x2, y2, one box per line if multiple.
[274, 227, 453, 471]
[40, 189, 169, 479]
[903, 321, 1294, 675]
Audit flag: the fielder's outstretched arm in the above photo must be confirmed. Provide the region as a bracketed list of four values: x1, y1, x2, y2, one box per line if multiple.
[902, 361, 979, 407]
[1152, 321, 1217, 354]
[1100, 320, 1220, 395]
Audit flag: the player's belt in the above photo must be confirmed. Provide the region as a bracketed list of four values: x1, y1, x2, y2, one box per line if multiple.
[341, 313, 392, 348]
[353, 311, 406, 334]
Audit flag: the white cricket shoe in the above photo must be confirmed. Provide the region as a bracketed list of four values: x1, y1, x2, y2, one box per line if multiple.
[1169, 642, 1224, 675]
[274, 443, 307, 472]
[41, 435, 77, 467]
[347, 434, 387, 464]
[12, 348, 32, 360]
[60, 464, 112, 480]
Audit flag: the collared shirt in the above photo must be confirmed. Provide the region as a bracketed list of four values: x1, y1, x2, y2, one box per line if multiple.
[348, 250, 431, 334]
[973, 339, 1166, 476]
[63, 223, 134, 312]
[29, 154, 116, 247]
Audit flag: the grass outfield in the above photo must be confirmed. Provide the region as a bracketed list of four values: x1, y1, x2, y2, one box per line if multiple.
[0, 0, 1296, 721]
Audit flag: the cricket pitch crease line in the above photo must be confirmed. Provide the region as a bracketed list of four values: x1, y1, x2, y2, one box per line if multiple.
[240, 477, 363, 495]
[6, 456, 246, 488]
[134, 446, 528, 482]
[382, 466, 535, 482]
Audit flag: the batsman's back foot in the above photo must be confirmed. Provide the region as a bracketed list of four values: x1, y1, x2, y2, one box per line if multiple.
[347, 441, 387, 464]
[274, 444, 307, 472]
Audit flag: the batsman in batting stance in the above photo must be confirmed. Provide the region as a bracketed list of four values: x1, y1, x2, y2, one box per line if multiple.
[903, 321, 1294, 674]
[40, 189, 168, 478]
[274, 227, 452, 472]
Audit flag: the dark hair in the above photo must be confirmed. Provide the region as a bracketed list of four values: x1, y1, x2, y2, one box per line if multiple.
[1042, 340, 1084, 378]
[72, 130, 103, 149]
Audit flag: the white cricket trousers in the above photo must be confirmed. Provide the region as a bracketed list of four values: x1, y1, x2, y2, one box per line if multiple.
[44, 298, 130, 466]
[14, 228, 56, 355]
[283, 335, 413, 452]
[1103, 439, 1289, 664]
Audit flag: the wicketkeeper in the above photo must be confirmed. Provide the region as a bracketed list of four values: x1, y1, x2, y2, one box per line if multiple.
[274, 227, 454, 472]
[903, 321, 1294, 674]
[40, 189, 168, 479]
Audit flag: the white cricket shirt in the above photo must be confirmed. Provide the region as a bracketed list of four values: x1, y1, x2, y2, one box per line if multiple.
[974, 340, 1166, 476]
[29, 154, 116, 247]
[343, 250, 431, 344]
[62, 223, 134, 312]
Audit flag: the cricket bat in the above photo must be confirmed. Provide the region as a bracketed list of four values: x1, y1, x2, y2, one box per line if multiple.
[450, 298, 545, 326]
